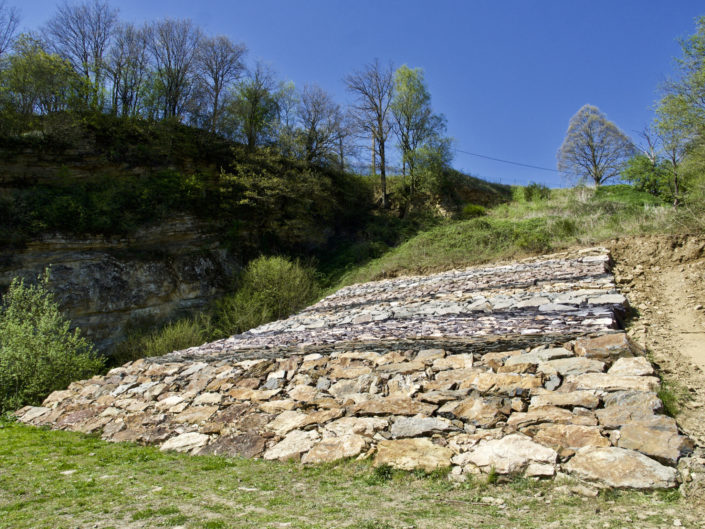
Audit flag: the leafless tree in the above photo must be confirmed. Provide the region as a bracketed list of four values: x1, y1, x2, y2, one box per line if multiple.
[197, 35, 246, 132]
[147, 18, 202, 119]
[0, 1, 19, 57]
[345, 59, 394, 207]
[43, 0, 118, 104]
[297, 84, 345, 164]
[107, 22, 148, 116]
[557, 104, 635, 186]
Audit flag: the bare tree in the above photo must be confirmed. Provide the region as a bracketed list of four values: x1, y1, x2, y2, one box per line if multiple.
[147, 18, 202, 119]
[297, 84, 345, 163]
[0, 1, 19, 57]
[345, 59, 394, 207]
[557, 104, 635, 186]
[197, 35, 246, 132]
[43, 0, 117, 105]
[107, 23, 148, 117]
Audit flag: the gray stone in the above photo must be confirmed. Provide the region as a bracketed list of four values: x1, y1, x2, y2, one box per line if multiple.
[160, 432, 210, 453]
[263, 430, 320, 461]
[390, 415, 457, 438]
[459, 433, 557, 475]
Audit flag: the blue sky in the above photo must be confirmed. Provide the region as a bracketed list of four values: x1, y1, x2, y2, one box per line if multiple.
[15, 0, 705, 186]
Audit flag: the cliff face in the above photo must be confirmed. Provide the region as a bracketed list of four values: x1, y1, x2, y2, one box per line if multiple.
[0, 215, 237, 351]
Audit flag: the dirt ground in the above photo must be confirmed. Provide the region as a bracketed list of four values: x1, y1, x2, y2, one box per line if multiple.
[609, 234, 705, 503]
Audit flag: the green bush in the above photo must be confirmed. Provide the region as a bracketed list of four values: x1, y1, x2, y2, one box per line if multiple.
[460, 203, 486, 219]
[214, 256, 319, 337]
[111, 314, 213, 365]
[523, 182, 551, 202]
[0, 272, 104, 413]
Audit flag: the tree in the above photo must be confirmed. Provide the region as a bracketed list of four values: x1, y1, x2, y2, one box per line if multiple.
[196, 35, 246, 132]
[146, 18, 202, 119]
[390, 64, 447, 195]
[224, 62, 279, 150]
[621, 154, 671, 197]
[345, 59, 394, 207]
[297, 83, 345, 164]
[0, 271, 103, 413]
[106, 23, 149, 117]
[43, 0, 118, 107]
[0, 0, 19, 58]
[557, 104, 635, 186]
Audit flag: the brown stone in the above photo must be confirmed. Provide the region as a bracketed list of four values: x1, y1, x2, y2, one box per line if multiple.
[530, 391, 600, 409]
[507, 406, 597, 429]
[607, 357, 654, 376]
[455, 433, 557, 475]
[565, 373, 660, 393]
[432, 354, 473, 371]
[439, 398, 504, 428]
[537, 357, 605, 376]
[228, 388, 281, 401]
[329, 365, 373, 379]
[173, 406, 218, 424]
[374, 438, 453, 472]
[618, 417, 694, 464]
[376, 360, 426, 375]
[479, 350, 523, 371]
[573, 333, 634, 362]
[459, 372, 543, 396]
[197, 433, 267, 458]
[349, 397, 436, 417]
[264, 429, 319, 461]
[288, 385, 318, 401]
[301, 434, 367, 464]
[522, 424, 610, 451]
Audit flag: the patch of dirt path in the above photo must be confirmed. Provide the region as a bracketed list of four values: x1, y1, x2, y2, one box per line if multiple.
[609, 234, 705, 445]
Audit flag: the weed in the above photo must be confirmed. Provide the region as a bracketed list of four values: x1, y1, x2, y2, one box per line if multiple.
[365, 464, 394, 485]
[486, 467, 498, 485]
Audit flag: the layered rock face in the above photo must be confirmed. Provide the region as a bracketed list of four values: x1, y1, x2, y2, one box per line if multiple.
[0, 215, 236, 350]
[16, 248, 693, 488]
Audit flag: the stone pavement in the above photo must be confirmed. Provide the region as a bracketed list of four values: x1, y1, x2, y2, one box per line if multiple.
[16, 248, 694, 489]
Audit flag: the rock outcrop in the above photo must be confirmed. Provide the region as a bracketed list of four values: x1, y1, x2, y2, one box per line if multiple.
[16, 248, 693, 489]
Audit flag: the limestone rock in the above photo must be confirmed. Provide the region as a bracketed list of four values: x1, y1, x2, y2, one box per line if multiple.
[537, 357, 605, 376]
[197, 433, 267, 458]
[432, 353, 473, 371]
[530, 391, 600, 409]
[458, 372, 543, 396]
[439, 397, 504, 428]
[160, 432, 210, 453]
[522, 424, 610, 451]
[618, 417, 694, 464]
[266, 410, 310, 436]
[349, 397, 436, 417]
[390, 415, 457, 438]
[504, 347, 573, 366]
[325, 417, 388, 438]
[460, 433, 557, 475]
[263, 430, 320, 461]
[608, 357, 654, 376]
[301, 434, 367, 464]
[565, 373, 660, 393]
[564, 447, 678, 489]
[374, 438, 453, 472]
[507, 406, 596, 429]
[573, 333, 634, 362]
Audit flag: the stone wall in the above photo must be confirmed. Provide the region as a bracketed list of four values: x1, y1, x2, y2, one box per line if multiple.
[16, 248, 694, 489]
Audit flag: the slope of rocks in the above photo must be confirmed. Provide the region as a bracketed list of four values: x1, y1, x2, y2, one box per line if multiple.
[15, 248, 694, 489]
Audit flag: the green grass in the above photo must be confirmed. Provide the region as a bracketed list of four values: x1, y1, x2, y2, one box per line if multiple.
[0, 420, 699, 529]
[335, 184, 687, 286]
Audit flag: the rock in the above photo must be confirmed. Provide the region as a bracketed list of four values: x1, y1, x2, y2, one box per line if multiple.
[608, 357, 654, 376]
[193, 392, 222, 406]
[504, 347, 573, 366]
[432, 354, 473, 371]
[266, 410, 310, 436]
[316, 377, 331, 391]
[324, 417, 388, 437]
[538, 357, 605, 376]
[572, 333, 634, 362]
[173, 406, 219, 424]
[160, 432, 210, 453]
[228, 388, 281, 401]
[565, 373, 660, 393]
[618, 417, 694, 464]
[349, 397, 436, 417]
[530, 391, 600, 409]
[432, 368, 479, 387]
[197, 433, 267, 458]
[16, 406, 51, 423]
[263, 430, 320, 461]
[459, 372, 543, 396]
[522, 424, 610, 451]
[439, 397, 505, 428]
[288, 385, 318, 401]
[328, 375, 375, 399]
[374, 438, 453, 472]
[415, 349, 446, 363]
[564, 447, 678, 489]
[301, 434, 367, 463]
[259, 400, 297, 414]
[507, 406, 596, 429]
[329, 365, 373, 379]
[460, 433, 557, 475]
[390, 415, 457, 438]
[417, 389, 470, 404]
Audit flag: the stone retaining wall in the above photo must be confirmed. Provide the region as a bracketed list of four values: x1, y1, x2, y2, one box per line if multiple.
[16, 248, 693, 489]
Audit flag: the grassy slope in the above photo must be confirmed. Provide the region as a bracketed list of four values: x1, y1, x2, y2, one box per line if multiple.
[0, 421, 691, 529]
[336, 185, 680, 285]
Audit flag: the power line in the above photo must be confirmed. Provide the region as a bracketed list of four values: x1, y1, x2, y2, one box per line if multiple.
[453, 148, 561, 173]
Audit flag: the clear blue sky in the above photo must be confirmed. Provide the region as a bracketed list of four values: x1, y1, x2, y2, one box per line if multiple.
[15, 0, 705, 186]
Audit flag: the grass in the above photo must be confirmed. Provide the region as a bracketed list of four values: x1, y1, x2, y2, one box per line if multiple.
[0, 420, 699, 529]
[334, 184, 688, 286]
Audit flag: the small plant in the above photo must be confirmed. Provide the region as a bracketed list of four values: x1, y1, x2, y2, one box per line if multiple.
[486, 466, 498, 485]
[460, 203, 486, 219]
[523, 182, 551, 202]
[658, 379, 692, 417]
[365, 463, 394, 485]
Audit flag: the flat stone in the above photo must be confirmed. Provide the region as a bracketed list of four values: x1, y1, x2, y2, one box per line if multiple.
[522, 424, 610, 451]
[349, 397, 436, 417]
[376, 360, 426, 375]
[459, 372, 543, 396]
[565, 373, 660, 393]
[301, 434, 367, 464]
[328, 375, 375, 398]
[391, 415, 457, 438]
[415, 349, 446, 363]
[16, 406, 51, 423]
[608, 357, 654, 376]
[197, 433, 266, 458]
[439, 397, 504, 428]
[193, 392, 222, 406]
[618, 417, 694, 464]
[507, 406, 596, 429]
[530, 391, 600, 409]
[228, 388, 281, 401]
[538, 357, 605, 376]
[266, 410, 310, 436]
[374, 438, 453, 472]
[173, 406, 218, 424]
[417, 389, 470, 404]
[264, 429, 320, 461]
[160, 432, 210, 453]
[461, 433, 557, 475]
[573, 333, 634, 362]
[432, 354, 474, 371]
[259, 399, 297, 413]
[434, 368, 481, 387]
[564, 447, 678, 489]
[329, 365, 373, 379]
[288, 385, 318, 401]
[504, 347, 573, 366]
[324, 417, 388, 437]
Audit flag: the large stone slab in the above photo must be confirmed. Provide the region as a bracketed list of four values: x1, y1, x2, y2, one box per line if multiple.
[456, 433, 557, 475]
[617, 417, 694, 464]
[564, 447, 678, 489]
[301, 434, 367, 464]
[374, 438, 453, 472]
[263, 430, 320, 461]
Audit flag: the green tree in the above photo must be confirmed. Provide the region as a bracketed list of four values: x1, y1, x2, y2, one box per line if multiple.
[0, 272, 104, 413]
[557, 104, 635, 186]
[621, 154, 671, 197]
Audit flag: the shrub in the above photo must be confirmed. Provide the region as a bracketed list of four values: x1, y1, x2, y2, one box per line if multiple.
[523, 182, 551, 202]
[111, 314, 213, 365]
[214, 256, 319, 337]
[0, 272, 104, 413]
[460, 203, 486, 219]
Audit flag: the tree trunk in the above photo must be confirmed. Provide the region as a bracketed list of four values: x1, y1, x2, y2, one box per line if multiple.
[379, 138, 388, 208]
